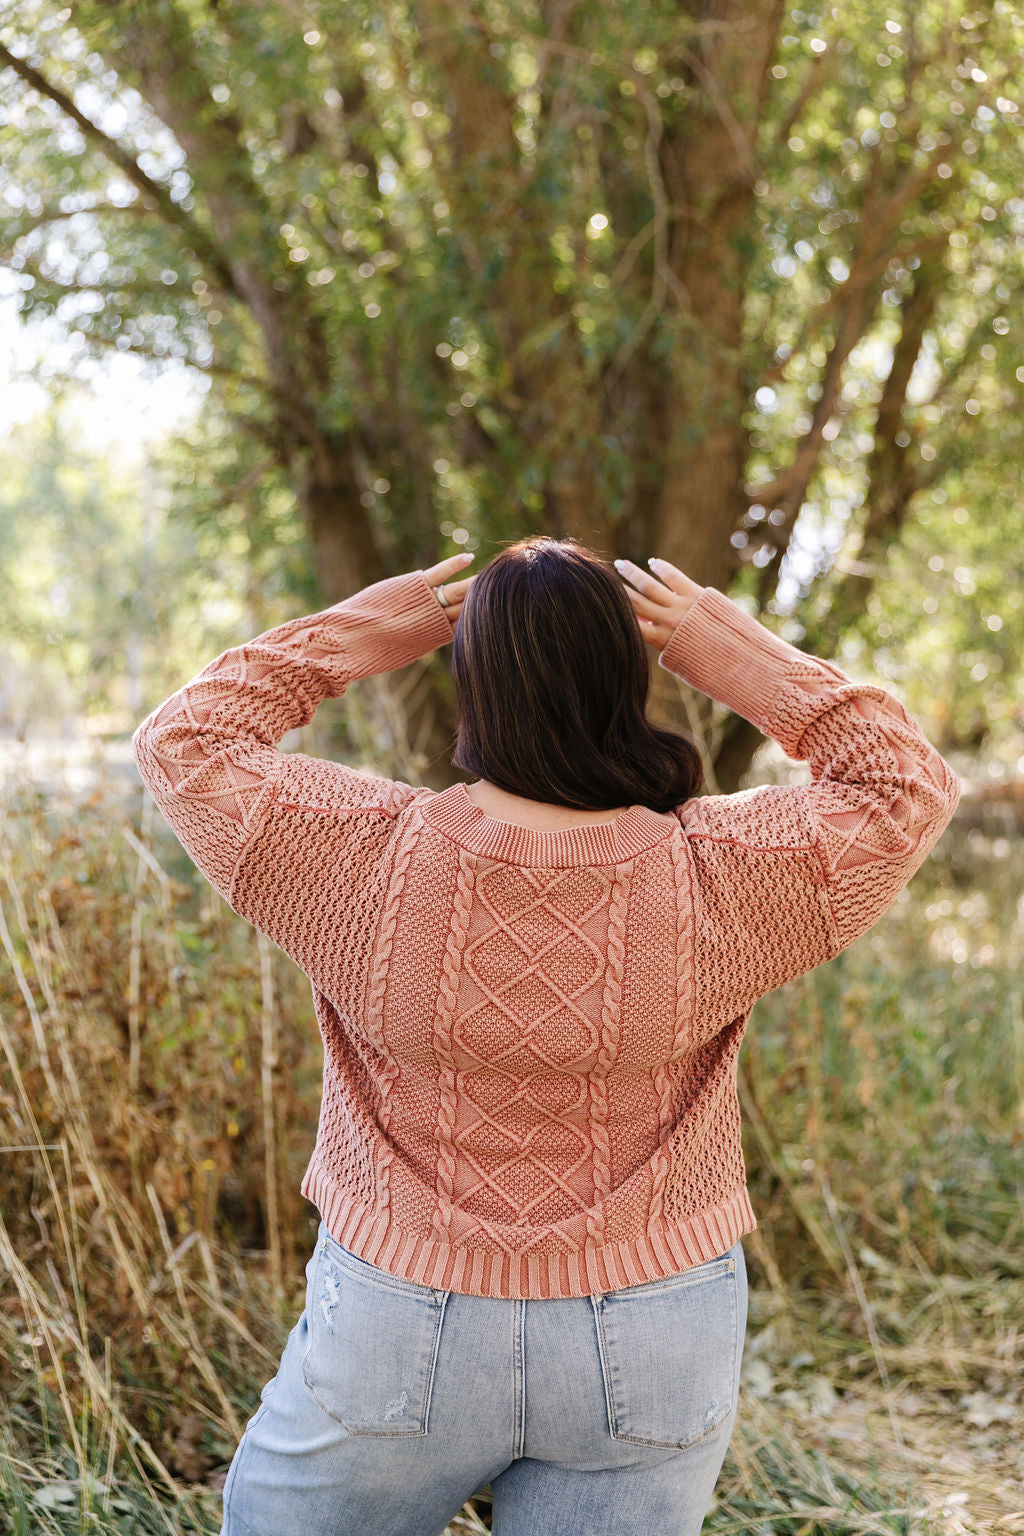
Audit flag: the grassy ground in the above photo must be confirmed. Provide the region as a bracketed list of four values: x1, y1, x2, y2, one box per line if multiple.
[0, 772, 1020, 1534]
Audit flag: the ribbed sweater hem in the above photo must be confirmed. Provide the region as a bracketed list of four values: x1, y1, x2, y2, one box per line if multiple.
[301, 1157, 757, 1300]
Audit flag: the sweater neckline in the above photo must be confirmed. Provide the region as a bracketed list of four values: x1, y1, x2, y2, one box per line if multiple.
[419, 781, 675, 867]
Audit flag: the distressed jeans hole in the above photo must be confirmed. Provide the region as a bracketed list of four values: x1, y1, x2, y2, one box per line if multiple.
[320, 1259, 341, 1333]
[382, 1390, 409, 1422]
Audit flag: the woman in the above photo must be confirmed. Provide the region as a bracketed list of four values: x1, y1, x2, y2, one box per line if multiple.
[133, 537, 959, 1536]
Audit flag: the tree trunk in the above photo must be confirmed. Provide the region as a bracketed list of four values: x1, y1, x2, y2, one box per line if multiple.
[653, 0, 786, 586]
[301, 431, 462, 792]
[303, 433, 386, 604]
[636, 2, 786, 759]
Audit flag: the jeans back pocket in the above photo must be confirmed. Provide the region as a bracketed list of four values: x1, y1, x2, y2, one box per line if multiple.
[594, 1246, 745, 1450]
[301, 1230, 448, 1437]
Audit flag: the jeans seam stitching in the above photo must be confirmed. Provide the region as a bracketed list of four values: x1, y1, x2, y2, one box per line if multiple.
[592, 1295, 618, 1440]
[220, 1400, 272, 1528]
[512, 1299, 526, 1460]
[220, 1505, 265, 1536]
[421, 1290, 449, 1434]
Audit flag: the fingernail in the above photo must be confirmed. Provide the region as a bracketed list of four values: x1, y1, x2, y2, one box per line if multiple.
[613, 559, 627, 570]
[647, 557, 661, 569]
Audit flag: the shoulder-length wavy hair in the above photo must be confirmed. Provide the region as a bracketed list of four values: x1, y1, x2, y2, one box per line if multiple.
[449, 536, 702, 814]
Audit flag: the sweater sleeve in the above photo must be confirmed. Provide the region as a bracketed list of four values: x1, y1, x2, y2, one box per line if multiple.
[658, 587, 960, 1014]
[132, 570, 453, 975]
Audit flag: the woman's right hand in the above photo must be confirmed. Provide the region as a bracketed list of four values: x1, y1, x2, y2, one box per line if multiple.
[613, 557, 705, 650]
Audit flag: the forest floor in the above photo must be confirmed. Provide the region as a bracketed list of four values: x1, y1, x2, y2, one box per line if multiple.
[734, 1379, 1024, 1534]
[1, 774, 1020, 1535]
[701, 1265, 1024, 1536]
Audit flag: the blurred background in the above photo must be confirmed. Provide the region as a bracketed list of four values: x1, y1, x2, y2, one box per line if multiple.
[0, 1, 1021, 1531]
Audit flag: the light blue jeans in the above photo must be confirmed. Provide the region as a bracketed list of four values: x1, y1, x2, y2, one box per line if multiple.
[220, 1223, 747, 1536]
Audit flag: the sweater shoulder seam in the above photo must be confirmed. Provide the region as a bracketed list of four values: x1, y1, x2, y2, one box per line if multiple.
[686, 830, 816, 855]
[275, 799, 398, 817]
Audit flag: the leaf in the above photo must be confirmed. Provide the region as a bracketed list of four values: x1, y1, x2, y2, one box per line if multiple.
[742, 1357, 777, 1398]
[33, 1483, 78, 1508]
[959, 1390, 1018, 1429]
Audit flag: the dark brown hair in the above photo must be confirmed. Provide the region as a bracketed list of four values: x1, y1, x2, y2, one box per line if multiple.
[449, 536, 703, 814]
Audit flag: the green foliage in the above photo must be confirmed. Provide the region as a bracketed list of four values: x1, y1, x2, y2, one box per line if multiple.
[790, 426, 1024, 758]
[0, 409, 160, 724]
[1, 0, 1022, 758]
[746, 830, 1020, 1282]
[849, 469, 1024, 756]
[2, 1, 1022, 610]
[0, 404, 316, 728]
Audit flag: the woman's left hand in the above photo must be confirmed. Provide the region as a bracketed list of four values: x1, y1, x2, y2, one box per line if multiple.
[423, 551, 476, 634]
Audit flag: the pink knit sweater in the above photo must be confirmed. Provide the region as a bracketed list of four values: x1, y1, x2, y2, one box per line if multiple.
[133, 570, 959, 1299]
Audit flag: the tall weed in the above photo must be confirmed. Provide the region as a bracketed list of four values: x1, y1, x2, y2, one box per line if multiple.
[1, 778, 1019, 1533]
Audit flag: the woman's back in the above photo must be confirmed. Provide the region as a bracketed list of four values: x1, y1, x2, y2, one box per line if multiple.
[132, 565, 959, 1301]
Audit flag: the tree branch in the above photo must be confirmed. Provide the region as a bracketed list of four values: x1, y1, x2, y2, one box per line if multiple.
[754, 137, 957, 403]
[745, 145, 965, 514]
[912, 264, 1024, 412]
[794, 254, 947, 648]
[74, 326, 274, 394]
[209, 455, 284, 513]
[676, 42, 758, 185]
[748, 240, 950, 611]
[0, 42, 237, 296]
[772, 45, 834, 152]
[0, 198, 154, 252]
[601, 84, 693, 396]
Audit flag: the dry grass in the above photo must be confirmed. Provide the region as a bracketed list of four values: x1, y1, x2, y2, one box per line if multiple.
[0, 771, 1020, 1534]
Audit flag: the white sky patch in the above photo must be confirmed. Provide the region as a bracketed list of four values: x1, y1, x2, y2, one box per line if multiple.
[0, 283, 204, 456]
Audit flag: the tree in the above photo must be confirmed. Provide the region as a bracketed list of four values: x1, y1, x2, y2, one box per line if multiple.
[2, 0, 1021, 784]
[0, 403, 316, 734]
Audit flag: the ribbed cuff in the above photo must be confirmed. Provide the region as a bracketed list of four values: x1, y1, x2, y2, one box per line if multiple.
[319, 569, 454, 687]
[658, 587, 795, 731]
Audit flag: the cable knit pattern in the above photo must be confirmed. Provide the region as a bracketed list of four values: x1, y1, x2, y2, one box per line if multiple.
[362, 819, 419, 1221]
[432, 852, 475, 1242]
[585, 869, 629, 1246]
[133, 571, 960, 1299]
